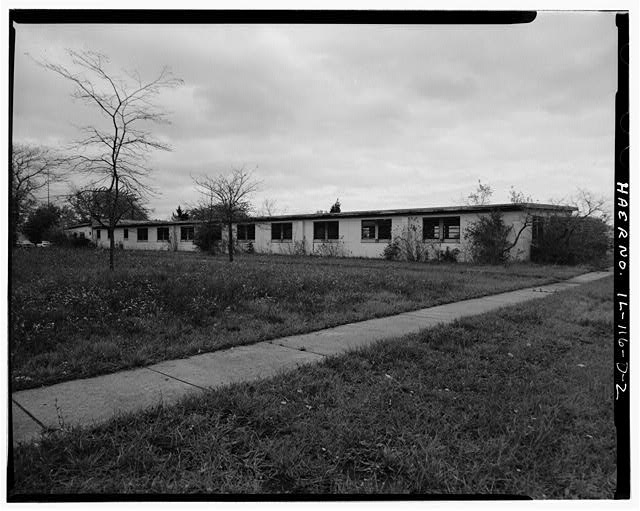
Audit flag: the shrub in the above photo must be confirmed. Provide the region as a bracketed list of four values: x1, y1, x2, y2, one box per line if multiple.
[383, 240, 401, 260]
[386, 225, 429, 262]
[194, 223, 223, 254]
[464, 210, 514, 264]
[51, 234, 92, 248]
[314, 240, 350, 257]
[283, 240, 307, 256]
[531, 215, 609, 265]
[436, 247, 460, 263]
[23, 204, 61, 244]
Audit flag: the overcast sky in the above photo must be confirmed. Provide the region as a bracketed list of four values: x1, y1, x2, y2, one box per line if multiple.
[12, 12, 617, 219]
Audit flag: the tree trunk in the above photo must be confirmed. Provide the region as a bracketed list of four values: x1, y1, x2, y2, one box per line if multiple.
[227, 220, 234, 262]
[109, 223, 115, 271]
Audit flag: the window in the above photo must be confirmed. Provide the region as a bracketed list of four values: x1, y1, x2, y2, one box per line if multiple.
[271, 222, 293, 241]
[79, 232, 85, 239]
[237, 224, 255, 241]
[423, 219, 440, 240]
[124, 228, 128, 240]
[531, 216, 544, 246]
[423, 217, 460, 242]
[377, 219, 392, 240]
[361, 219, 392, 241]
[137, 228, 148, 241]
[157, 227, 170, 241]
[443, 218, 460, 240]
[107, 230, 112, 239]
[181, 226, 194, 241]
[96, 229, 101, 240]
[314, 221, 339, 241]
[361, 220, 376, 240]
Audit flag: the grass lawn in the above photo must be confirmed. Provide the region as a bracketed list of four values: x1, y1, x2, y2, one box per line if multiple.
[11, 247, 592, 390]
[9, 277, 614, 496]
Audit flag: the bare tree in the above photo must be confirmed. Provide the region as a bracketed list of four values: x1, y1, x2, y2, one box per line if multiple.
[194, 168, 260, 262]
[68, 188, 149, 225]
[259, 198, 280, 216]
[40, 49, 182, 269]
[10, 144, 66, 244]
[464, 180, 494, 206]
[508, 186, 535, 204]
[571, 189, 610, 223]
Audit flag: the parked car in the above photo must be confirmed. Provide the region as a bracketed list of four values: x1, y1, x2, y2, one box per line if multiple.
[16, 240, 35, 248]
[36, 240, 52, 248]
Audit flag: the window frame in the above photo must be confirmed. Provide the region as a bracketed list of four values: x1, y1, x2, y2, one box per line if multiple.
[96, 229, 101, 240]
[180, 226, 194, 242]
[237, 223, 256, 241]
[271, 222, 293, 242]
[157, 227, 170, 242]
[123, 228, 128, 240]
[360, 218, 392, 242]
[531, 216, 544, 247]
[313, 221, 340, 242]
[137, 227, 148, 242]
[423, 216, 461, 243]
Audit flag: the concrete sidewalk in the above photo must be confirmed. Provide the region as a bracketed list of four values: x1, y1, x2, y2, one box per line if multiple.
[11, 270, 612, 445]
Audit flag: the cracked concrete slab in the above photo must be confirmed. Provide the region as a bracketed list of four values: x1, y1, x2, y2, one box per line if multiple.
[12, 367, 195, 444]
[149, 341, 324, 388]
[11, 402, 45, 445]
[273, 315, 439, 355]
[566, 271, 612, 283]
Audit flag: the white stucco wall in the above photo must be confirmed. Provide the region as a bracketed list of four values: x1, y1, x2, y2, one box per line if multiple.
[93, 224, 198, 252]
[83, 208, 545, 261]
[66, 225, 93, 240]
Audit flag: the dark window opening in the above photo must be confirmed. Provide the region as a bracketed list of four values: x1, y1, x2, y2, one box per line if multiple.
[361, 219, 392, 241]
[124, 228, 128, 240]
[272, 222, 293, 241]
[314, 221, 339, 241]
[137, 228, 148, 241]
[237, 224, 256, 241]
[157, 227, 170, 241]
[423, 217, 460, 242]
[377, 219, 392, 240]
[443, 217, 460, 240]
[531, 216, 544, 246]
[96, 229, 101, 240]
[181, 226, 194, 241]
[361, 220, 376, 240]
[423, 219, 440, 240]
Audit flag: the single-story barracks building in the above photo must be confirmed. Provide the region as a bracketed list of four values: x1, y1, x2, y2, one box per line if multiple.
[66, 203, 575, 262]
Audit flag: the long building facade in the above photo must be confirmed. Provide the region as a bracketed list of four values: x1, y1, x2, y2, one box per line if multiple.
[66, 203, 576, 262]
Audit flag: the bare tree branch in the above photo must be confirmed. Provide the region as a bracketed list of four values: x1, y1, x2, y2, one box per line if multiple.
[37, 49, 182, 269]
[193, 167, 261, 262]
[10, 144, 69, 244]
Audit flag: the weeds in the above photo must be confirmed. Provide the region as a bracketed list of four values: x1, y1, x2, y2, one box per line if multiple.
[11, 247, 588, 389]
[10, 278, 614, 497]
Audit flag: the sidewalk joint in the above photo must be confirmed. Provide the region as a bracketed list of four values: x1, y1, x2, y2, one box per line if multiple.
[12, 399, 53, 433]
[144, 367, 210, 392]
[270, 341, 328, 358]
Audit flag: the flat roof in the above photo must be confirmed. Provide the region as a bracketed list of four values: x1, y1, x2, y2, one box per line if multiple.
[249, 203, 577, 222]
[85, 203, 576, 228]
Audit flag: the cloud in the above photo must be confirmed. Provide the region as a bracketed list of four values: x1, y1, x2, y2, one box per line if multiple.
[12, 13, 617, 219]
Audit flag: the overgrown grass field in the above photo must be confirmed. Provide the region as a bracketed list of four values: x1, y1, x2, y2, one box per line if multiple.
[11, 247, 589, 389]
[10, 277, 614, 496]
